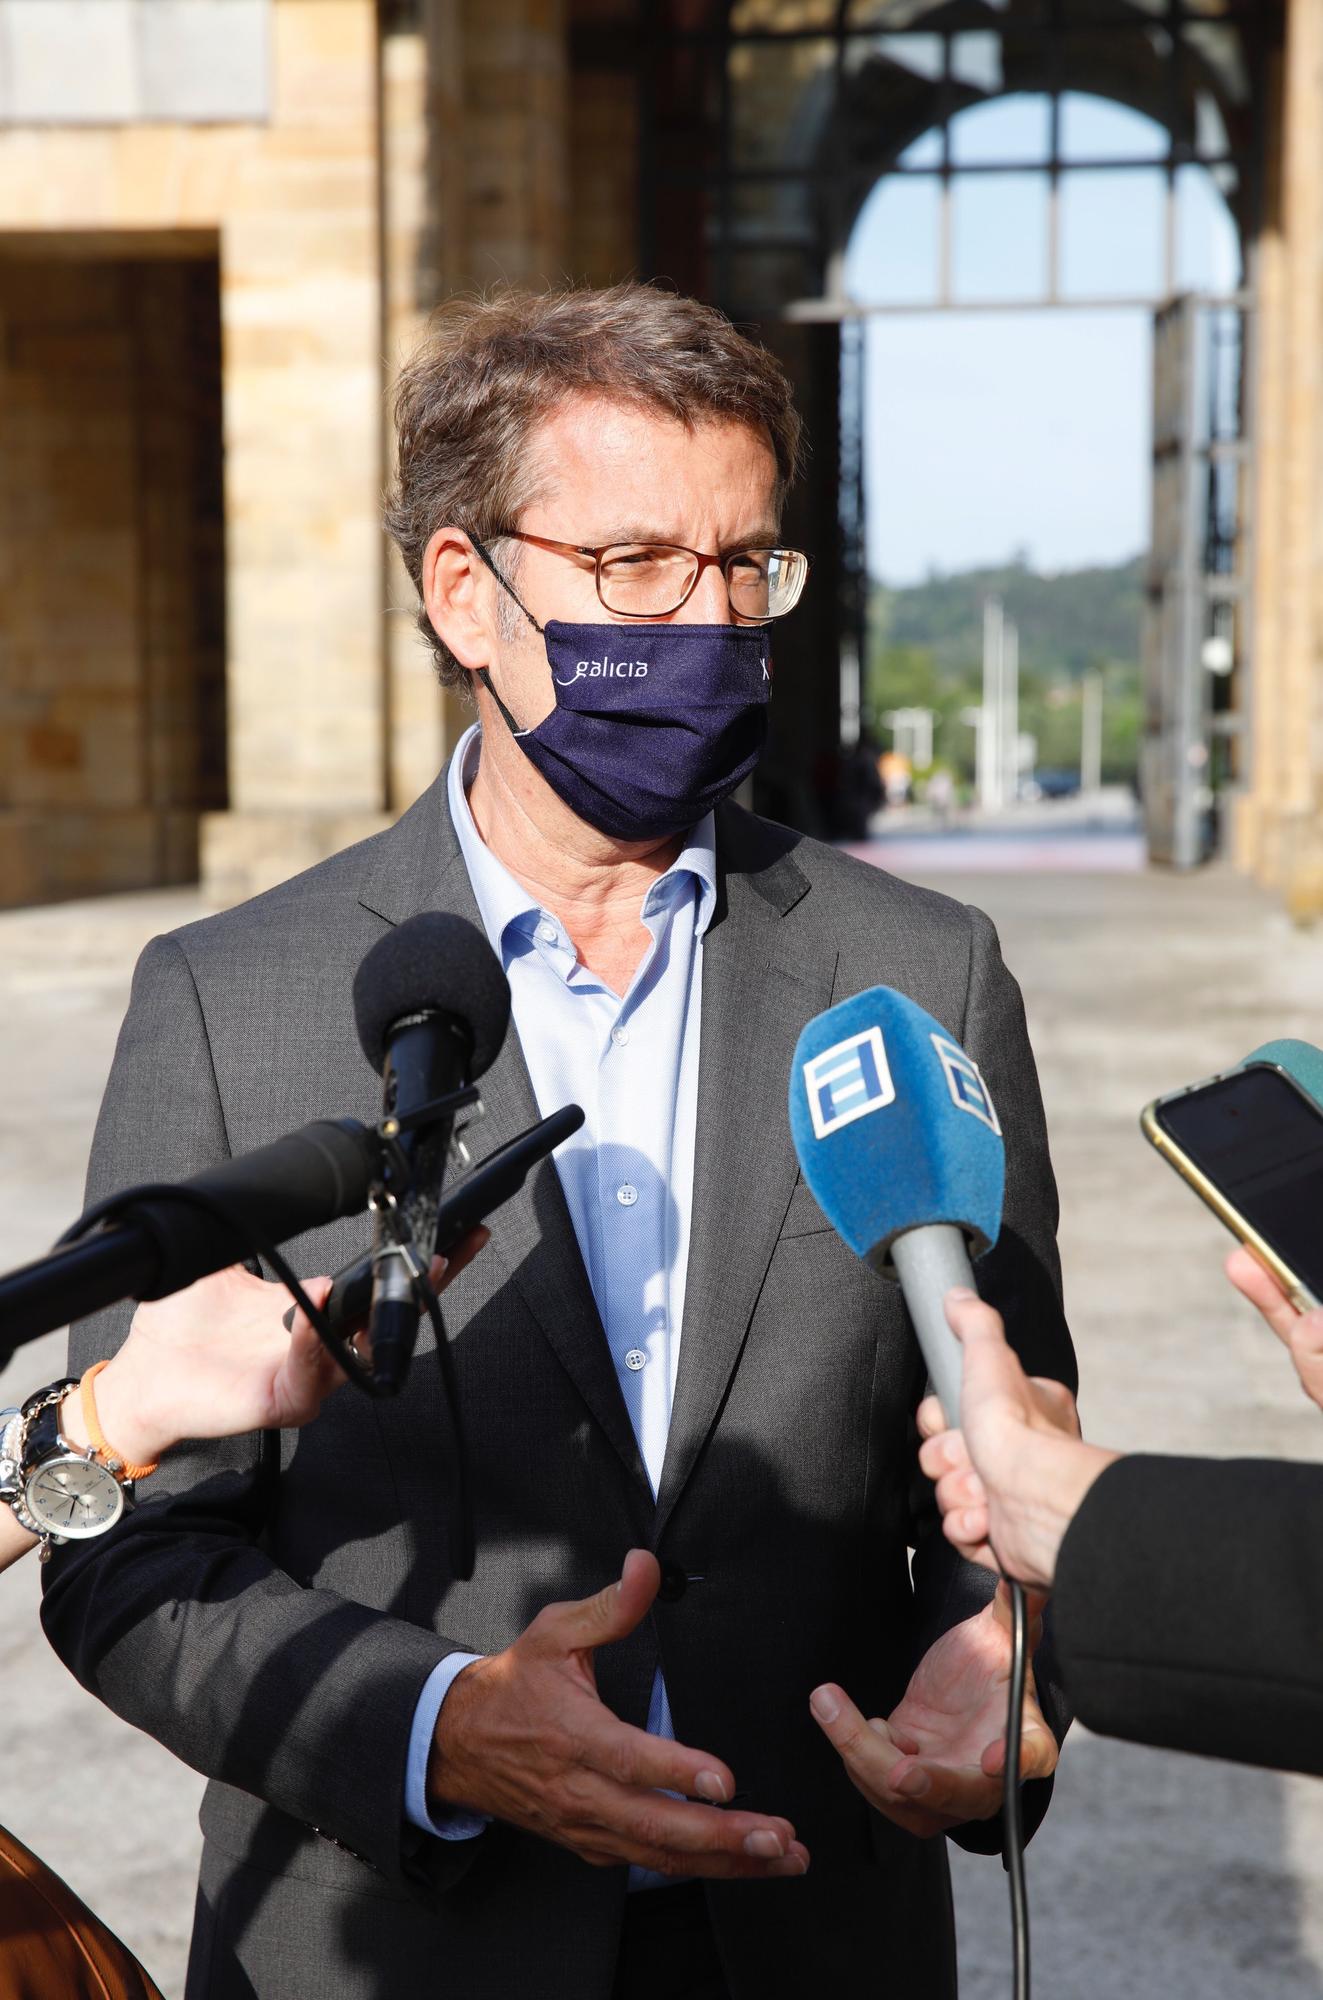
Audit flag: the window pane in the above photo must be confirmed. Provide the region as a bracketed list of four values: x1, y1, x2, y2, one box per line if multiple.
[950, 92, 1050, 167]
[845, 174, 941, 306]
[898, 127, 943, 169]
[953, 173, 1048, 302]
[1176, 165, 1242, 293]
[949, 33, 1003, 96]
[1060, 168, 1166, 297]
[1060, 92, 1168, 164]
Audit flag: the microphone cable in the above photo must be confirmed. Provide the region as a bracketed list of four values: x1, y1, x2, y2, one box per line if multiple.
[54, 1178, 475, 1577]
[1002, 1573, 1031, 2000]
[989, 1555, 1031, 2000]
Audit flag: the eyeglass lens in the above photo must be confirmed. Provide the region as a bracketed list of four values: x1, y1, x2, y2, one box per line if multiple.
[596, 545, 806, 619]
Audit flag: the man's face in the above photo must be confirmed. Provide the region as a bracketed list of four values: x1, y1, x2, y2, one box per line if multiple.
[483, 393, 781, 729]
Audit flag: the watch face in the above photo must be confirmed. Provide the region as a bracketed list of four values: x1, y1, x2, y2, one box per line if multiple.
[25, 1459, 123, 1538]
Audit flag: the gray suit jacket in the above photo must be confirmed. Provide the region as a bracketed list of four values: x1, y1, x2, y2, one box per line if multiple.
[43, 769, 1074, 1999]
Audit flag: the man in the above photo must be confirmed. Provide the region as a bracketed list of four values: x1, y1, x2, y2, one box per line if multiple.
[44, 285, 1075, 1998]
[889, 1251, 1323, 1783]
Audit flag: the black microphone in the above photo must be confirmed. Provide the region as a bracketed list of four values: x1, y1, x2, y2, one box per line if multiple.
[352, 913, 511, 1394]
[318, 1103, 585, 1334]
[0, 1118, 381, 1363]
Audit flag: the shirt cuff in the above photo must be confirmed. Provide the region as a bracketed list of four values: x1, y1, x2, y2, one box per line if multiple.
[405, 1651, 490, 1839]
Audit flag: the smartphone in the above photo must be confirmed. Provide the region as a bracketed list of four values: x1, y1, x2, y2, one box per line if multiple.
[1141, 1062, 1323, 1310]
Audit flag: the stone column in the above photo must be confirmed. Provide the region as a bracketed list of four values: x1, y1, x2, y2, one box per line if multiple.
[201, 0, 391, 901]
[1238, 0, 1323, 920]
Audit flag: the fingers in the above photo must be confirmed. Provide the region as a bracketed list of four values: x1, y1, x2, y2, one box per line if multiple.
[811, 1684, 1001, 1830]
[282, 1277, 349, 1416]
[1226, 1244, 1299, 1341]
[918, 1428, 973, 1482]
[809, 1683, 906, 1789]
[916, 1394, 948, 1441]
[574, 1777, 807, 1878]
[878, 1757, 1003, 1822]
[437, 1226, 490, 1289]
[1025, 1376, 1082, 1438]
[528, 1549, 662, 1660]
[979, 1721, 1059, 1783]
[574, 1706, 736, 1806]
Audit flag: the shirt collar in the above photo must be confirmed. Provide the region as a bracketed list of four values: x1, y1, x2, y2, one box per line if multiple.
[447, 724, 718, 966]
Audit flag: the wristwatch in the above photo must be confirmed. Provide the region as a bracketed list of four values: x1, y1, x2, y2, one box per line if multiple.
[0, 1380, 132, 1558]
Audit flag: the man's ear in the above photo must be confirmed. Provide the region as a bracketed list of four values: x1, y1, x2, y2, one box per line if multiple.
[422, 528, 494, 674]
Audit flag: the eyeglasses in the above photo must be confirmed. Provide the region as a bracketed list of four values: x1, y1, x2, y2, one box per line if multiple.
[497, 530, 810, 622]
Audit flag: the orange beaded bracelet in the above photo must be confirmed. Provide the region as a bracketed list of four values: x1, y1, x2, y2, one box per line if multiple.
[79, 1360, 161, 1482]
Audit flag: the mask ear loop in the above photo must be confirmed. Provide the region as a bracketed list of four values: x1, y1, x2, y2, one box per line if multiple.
[468, 535, 546, 739]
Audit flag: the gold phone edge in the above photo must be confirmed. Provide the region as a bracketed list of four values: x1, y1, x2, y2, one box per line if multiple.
[1139, 1092, 1321, 1311]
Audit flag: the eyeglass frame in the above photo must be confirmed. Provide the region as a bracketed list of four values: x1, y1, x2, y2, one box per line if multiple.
[483, 528, 811, 623]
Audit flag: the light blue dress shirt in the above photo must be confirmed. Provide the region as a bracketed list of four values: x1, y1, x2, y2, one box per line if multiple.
[404, 725, 717, 1879]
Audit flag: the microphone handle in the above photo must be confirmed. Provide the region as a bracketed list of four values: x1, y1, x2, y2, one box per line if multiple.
[885, 1223, 972, 1428]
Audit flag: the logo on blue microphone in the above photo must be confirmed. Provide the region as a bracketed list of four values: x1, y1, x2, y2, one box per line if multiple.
[803, 1028, 896, 1139]
[930, 1034, 1001, 1135]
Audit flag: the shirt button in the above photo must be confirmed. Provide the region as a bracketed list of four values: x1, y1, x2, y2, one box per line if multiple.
[536, 921, 556, 944]
[616, 1183, 638, 1207]
[611, 1026, 630, 1047]
[624, 1348, 647, 1372]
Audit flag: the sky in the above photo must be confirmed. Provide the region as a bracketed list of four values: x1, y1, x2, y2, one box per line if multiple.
[842, 94, 1243, 584]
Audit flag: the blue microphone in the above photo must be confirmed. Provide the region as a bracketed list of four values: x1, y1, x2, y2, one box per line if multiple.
[789, 987, 1005, 1424]
[1242, 1038, 1323, 1110]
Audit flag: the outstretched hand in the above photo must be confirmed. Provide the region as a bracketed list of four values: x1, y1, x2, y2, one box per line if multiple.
[430, 1549, 810, 1880]
[810, 1582, 1057, 1838]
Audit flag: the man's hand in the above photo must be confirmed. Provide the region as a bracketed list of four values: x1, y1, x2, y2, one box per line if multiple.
[1226, 1244, 1323, 1414]
[914, 1290, 1115, 1589]
[809, 1583, 1058, 1838]
[429, 1549, 810, 1880]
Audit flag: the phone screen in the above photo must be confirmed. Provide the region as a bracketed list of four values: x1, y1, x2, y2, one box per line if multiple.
[1155, 1066, 1323, 1299]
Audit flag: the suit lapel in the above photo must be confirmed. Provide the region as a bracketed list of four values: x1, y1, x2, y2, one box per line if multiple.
[357, 763, 648, 1493]
[655, 815, 835, 1540]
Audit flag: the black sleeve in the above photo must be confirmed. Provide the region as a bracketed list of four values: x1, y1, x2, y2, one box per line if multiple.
[1055, 1453, 1323, 1776]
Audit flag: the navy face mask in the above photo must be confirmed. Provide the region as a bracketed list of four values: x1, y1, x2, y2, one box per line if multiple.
[476, 570, 772, 842]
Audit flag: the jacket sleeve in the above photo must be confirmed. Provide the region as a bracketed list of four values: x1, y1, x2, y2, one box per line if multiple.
[39, 934, 485, 1895]
[1055, 1453, 1323, 1775]
[908, 904, 1077, 1855]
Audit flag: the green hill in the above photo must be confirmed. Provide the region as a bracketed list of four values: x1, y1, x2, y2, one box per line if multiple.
[871, 553, 1144, 685]
[865, 553, 1144, 781]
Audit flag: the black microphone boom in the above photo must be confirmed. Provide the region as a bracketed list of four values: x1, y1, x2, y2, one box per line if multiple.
[0, 1118, 381, 1363]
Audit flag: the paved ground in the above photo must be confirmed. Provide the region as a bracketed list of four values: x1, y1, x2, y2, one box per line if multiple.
[2, 856, 1323, 1996]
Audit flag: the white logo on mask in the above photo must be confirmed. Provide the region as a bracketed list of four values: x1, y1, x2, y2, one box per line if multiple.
[554, 657, 650, 687]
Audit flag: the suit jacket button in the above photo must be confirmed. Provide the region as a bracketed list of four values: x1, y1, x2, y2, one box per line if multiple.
[657, 1559, 688, 1603]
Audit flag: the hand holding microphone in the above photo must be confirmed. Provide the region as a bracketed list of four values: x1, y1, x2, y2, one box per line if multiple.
[917, 1294, 1107, 1591]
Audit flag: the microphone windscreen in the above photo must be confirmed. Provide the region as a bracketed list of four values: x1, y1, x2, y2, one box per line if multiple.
[1242, 1039, 1323, 1112]
[354, 913, 511, 1078]
[789, 986, 1005, 1266]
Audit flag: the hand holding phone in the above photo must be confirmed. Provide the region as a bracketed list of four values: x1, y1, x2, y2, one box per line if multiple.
[1142, 1062, 1323, 1311]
